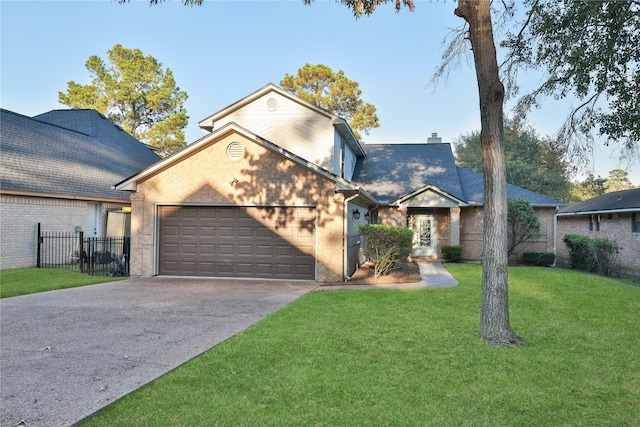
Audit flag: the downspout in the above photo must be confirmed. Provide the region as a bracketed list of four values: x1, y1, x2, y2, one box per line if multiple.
[343, 188, 360, 281]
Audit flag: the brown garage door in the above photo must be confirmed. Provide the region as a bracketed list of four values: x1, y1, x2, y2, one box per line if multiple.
[158, 206, 316, 280]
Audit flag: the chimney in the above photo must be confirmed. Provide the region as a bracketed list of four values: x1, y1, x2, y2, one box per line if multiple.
[427, 132, 442, 144]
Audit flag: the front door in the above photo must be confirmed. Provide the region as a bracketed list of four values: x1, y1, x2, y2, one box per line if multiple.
[86, 203, 99, 237]
[410, 214, 437, 257]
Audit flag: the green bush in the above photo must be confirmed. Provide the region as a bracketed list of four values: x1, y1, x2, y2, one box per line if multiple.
[522, 252, 555, 267]
[562, 234, 620, 276]
[441, 245, 463, 263]
[358, 224, 413, 279]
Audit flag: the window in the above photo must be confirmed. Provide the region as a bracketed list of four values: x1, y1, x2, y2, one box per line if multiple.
[589, 214, 600, 232]
[633, 213, 640, 233]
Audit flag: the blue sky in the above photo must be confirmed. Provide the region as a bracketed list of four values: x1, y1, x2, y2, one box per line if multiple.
[1, 0, 638, 185]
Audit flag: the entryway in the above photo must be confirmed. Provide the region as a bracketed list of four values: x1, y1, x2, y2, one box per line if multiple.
[409, 214, 437, 257]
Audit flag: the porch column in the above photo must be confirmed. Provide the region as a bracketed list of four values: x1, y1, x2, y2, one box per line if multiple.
[450, 207, 461, 246]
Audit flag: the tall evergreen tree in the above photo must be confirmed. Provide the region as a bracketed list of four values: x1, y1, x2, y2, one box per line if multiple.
[59, 44, 188, 157]
[281, 63, 379, 141]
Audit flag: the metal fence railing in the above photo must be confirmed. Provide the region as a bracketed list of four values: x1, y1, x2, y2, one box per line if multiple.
[36, 223, 130, 276]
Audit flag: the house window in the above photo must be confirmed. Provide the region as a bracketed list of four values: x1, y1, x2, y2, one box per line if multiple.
[589, 214, 600, 232]
[633, 213, 640, 233]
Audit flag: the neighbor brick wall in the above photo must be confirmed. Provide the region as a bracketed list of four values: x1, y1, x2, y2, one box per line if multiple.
[557, 213, 640, 276]
[130, 132, 345, 281]
[0, 194, 128, 270]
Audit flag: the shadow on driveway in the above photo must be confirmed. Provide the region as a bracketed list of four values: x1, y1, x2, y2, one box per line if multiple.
[0, 277, 318, 427]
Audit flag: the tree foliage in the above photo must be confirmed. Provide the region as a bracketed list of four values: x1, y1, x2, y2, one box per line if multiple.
[605, 169, 636, 193]
[454, 119, 573, 202]
[570, 173, 607, 201]
[59, 44, 188, 157]
[503, 0, 640, 163]
[280, 63, 379, 140]
[507, 198, 541, 257]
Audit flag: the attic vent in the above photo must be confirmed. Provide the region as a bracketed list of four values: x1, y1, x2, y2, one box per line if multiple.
[226, 142, 245, 161]
[267, 97, 279, 112]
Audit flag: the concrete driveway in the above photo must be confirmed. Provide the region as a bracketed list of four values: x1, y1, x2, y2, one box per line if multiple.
[0, 277, 318, 427]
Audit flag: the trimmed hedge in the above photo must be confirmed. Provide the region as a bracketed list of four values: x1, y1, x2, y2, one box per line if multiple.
[441, 245, 463, 263]
[358, 224, 413, 279]
[522, 252, 555, 267]
[562, 234, 620, 276]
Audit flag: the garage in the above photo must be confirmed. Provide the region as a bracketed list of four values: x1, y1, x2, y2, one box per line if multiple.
[158, 206, 316, 280]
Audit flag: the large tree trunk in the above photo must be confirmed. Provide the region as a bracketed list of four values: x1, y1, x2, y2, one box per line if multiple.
[455, 0, 526, 345]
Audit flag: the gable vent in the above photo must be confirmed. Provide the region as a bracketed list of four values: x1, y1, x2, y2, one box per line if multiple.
[267, 97, 279, 112]
[226, 141, 245, 161]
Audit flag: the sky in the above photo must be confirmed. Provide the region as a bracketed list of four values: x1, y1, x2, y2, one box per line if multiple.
[1, 0, 638, 185]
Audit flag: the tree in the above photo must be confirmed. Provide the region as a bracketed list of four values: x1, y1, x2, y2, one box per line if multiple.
[317, 0, 524, 345]
[59, 44, 188, 157]
[570, 173, 607, 201]
[605, 169, 636, 193]
[455, 119, 573, 201]
[280, 63, 379, 140]
[504, 0, 640, 164]
[507, 198, 541, 257]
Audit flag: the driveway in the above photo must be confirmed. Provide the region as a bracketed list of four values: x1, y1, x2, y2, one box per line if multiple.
[0, 277, 318, 427]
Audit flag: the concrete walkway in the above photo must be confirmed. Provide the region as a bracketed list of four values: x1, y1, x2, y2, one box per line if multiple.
[318, 260, 459, 290]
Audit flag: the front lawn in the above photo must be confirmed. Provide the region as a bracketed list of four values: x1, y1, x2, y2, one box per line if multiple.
[0, 268, 126, 298]
[82, 265, 639, 426]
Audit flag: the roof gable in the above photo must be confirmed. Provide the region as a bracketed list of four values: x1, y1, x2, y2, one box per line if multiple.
[116, 122, 350, 192]
[0, 109, 160, 201]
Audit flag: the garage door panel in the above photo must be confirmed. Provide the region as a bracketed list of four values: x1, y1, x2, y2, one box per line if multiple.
[158, 206, 316, 279]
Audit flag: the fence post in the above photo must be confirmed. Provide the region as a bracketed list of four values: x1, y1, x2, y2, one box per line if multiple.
[36, 222, 42, 268]
[79, 231, 84, 273]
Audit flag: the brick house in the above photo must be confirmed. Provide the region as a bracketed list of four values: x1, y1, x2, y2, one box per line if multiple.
[0, 109, 160, 269]
[116, 84, 562, 282]
[556, 188, 640, 276]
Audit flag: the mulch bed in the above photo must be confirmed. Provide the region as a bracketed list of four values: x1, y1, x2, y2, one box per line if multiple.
[325, 260, 422, 286]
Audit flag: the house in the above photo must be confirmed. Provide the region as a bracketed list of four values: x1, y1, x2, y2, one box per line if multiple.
[0, 108, 161, 269]
[115, 84, 562, 282]
[556, 188, 640, 276]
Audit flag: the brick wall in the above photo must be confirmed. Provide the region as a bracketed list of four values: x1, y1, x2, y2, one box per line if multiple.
[130, 132, 345, 281]
[0, 194, 128, 270]
[557, 212, 640, 276]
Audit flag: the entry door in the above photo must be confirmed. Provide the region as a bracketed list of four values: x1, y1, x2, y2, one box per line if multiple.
[411, 215, 437, 257]
[86, 203, 99, 237]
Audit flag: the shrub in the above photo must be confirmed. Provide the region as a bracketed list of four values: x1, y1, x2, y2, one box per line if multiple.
[441, 245, 463, 263]
[522, 252, 555, 267]
[562, 234, 620, 276]
[507, 198, 541, 256]
[357, 224, 413, 279]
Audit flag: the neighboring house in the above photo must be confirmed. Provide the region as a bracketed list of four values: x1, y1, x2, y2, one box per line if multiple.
[556, 188, 640, 276]
[116, 84, 562, 282]
[0, 108, 160, 269]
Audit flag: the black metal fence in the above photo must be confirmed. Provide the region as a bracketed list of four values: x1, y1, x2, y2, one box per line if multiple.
[36, 223, 130, 276]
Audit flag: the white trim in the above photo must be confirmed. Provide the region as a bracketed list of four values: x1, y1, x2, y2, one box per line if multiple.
[391, 184, 468, 207]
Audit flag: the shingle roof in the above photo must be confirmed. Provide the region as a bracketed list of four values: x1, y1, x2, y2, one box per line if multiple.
[557, 188, 640, 214]
[352, 143, 563, 206]
[1, 109, 160, 201]
[353, 143, 464, 202]
[456, 167, 563, 206]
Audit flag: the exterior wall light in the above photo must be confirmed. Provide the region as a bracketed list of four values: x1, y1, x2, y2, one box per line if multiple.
[352, 209, 360, 220]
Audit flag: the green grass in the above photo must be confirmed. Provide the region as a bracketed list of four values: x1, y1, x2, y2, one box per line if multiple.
[0, 268, 126, 298]
[82, 265, 639, 426]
